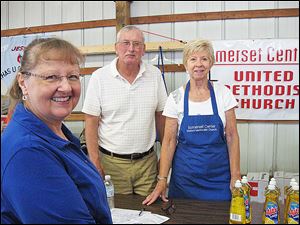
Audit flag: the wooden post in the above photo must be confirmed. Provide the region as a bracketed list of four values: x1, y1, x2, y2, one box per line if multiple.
[115, 1, 131, 33]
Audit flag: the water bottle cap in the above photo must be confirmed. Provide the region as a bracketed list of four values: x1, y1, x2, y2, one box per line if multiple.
[105, 175, 111, 180]
[290, 181, 298, 186]
[241, 178, 248, 184]
[268, 184, 275, 190]
[235, 180, 242, 188]
[292, 185, 299, 191]
[241, 176, 248, 182]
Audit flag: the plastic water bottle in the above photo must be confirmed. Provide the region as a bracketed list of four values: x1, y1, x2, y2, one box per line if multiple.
[104, 175, 115, 209]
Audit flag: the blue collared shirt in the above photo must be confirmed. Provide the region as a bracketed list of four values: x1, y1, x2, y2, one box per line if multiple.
[1, 103, 112, 224]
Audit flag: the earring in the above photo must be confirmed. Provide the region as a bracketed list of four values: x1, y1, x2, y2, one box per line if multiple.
[22, 95, 27, 101]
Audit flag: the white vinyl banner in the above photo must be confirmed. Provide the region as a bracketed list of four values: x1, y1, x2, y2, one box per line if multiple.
[1, 34, 50, 95]
[211, 39, 299, 120]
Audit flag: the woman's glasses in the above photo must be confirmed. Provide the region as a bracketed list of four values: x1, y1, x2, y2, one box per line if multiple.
[21, 71, 81, 84]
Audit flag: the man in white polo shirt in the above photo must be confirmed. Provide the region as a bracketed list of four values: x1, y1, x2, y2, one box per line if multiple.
[82, 25, 167, 196]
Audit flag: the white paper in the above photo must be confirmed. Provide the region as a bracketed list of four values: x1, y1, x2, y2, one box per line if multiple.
[111, 208, 169, 224]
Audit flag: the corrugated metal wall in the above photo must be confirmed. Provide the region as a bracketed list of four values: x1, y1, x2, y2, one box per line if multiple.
[1, 1, 299, 174]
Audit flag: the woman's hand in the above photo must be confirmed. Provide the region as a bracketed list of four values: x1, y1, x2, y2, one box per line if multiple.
[142, 179, 168, 206]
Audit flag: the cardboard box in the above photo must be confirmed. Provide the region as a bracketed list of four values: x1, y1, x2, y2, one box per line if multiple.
[247, 172, 260, 202]
[247, 172, 269, 203]
[284, 172, 299, 188]
[273, 171, 285, 203]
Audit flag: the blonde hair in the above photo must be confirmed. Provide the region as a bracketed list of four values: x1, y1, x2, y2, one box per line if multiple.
[183, 39, 215, 67]
[9, 37, 84, 103]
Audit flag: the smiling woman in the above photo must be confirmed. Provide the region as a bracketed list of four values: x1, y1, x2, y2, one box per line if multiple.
[1, 37, 113, 224]
[9, 38, 84, 130]
[143, 39, 241, 206]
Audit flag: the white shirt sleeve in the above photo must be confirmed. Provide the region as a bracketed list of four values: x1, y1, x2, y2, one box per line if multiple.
[163, 88, 182, 119]
[155, 68, 168, 112]
[82, 73, 101, 116]
[220, 84, 238, 112]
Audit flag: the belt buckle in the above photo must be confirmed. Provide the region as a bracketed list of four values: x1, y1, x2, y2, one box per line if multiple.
[131, 153, 141, 160]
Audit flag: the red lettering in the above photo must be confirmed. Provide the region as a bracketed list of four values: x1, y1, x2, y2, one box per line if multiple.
[275, 99, 283, 109]
[285, 99, 295, 108]
[264, 99, 273, 109]
[232, 85, 241, 95]
[264, 85, 273, 96]
[275, 85, 285, 95]
[289, 207, 299, 217]
[228, 50, 235, 62]
[267, 47, 298, 62]
[11, 46, 25, 51]
[293, 85, 299, 95]
[252, 85, 262, 95]
[240, 99, 250, 109]
[253, 99, 262, 109]
[238, 99, 296, 109]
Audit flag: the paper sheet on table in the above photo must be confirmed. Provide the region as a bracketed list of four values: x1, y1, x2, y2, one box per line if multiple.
[111, 208, 169, 224]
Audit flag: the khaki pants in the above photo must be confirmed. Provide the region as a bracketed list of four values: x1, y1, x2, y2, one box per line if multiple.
[101, 151, 157, 196]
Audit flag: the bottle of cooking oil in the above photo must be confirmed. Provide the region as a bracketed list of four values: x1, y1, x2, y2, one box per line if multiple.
[285, 178, 297, 195]
[262, 184, 280, 224]
[229, 180, 246, 224]
[286, 185, 299, 224]
[241, 176, 252, 224]
[284, 180, 298, 223]
[284, 178, 297, 205]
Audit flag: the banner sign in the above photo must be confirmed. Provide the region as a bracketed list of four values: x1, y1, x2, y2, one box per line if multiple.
[1, 34, 50, 95]
[211, 39, 299, 120]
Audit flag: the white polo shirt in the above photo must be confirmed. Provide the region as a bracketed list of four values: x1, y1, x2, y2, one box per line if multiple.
[82, 58, 167, 154]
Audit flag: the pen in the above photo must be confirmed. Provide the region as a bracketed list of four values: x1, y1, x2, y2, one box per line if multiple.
[139, 207, 145, 216]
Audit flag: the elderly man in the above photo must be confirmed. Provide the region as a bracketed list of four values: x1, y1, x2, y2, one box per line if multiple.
[82, 25, 167, 196]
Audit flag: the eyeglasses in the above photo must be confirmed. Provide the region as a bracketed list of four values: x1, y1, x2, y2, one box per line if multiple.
[21, 71, 82, 84]
[117, 40, 144, 49]
[161, 200, 176, 215]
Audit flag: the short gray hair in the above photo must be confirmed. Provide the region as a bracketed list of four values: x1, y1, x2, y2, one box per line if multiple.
[183, 39, 215, 67]
[116, 25, 145, 43]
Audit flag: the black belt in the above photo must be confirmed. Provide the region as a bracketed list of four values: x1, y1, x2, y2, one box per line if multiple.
[99, 146, 154, 160]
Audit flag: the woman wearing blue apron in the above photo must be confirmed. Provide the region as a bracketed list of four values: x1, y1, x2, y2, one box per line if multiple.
[143, 39, 241, 205]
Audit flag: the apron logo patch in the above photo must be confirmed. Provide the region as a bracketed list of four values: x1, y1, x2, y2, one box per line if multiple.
[187, 125, 217, 132]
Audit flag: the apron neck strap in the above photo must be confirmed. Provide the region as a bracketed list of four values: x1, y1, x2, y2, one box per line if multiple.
[184, 80, 219, 116]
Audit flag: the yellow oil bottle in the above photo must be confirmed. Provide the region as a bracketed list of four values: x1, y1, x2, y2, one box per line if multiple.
[284, 180, 298, 223]
[286, 185, 299, 224]
[262, 184, 280, 224]
[229, 180, 246, 224]
[241, 176, 252, 224]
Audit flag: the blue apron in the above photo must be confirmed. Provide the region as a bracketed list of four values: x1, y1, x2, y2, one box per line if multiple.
[168, 80, 231, 201]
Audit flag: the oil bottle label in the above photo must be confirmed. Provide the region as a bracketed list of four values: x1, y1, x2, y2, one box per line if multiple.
[287, 201, 299, 224]
[230, 213, 242, 222]
[244, 194, 250, 219]
[265, 202, 279, 224]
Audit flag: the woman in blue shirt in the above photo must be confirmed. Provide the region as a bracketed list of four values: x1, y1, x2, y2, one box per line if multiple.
[1, 38, 112, 224]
